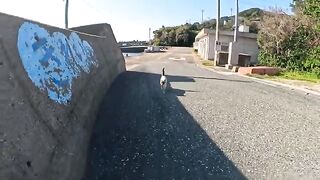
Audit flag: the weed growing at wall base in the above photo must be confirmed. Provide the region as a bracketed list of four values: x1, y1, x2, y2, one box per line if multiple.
[278, 71, 320, 83]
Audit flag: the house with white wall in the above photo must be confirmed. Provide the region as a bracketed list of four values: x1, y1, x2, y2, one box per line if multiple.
[194, 27, 259, 67]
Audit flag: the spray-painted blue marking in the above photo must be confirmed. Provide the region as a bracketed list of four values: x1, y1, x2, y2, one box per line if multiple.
[51, 55, 61, 66]
[17, 22, 99, 104]
[39, 46, 54, 67]
[52, 78, 69, 88]
[32, 38, 47, 51]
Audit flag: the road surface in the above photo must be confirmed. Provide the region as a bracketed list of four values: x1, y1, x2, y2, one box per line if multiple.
[85, 47, 320, 179]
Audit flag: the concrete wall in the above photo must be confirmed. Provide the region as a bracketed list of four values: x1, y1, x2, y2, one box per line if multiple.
[198, 34, 233, 60]
[120, 46, 147, 53]
[0, 12, 125, 180]
[193, 42, 199, 50]
[227, 38, 259, 66]
[198, 36, 209, 60]
[208, 34, 216, 60]
[228, 42, 240, 65]
[236, 36, 259, 64]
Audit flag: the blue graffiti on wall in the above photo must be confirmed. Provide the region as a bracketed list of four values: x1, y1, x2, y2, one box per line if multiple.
[17, 22, 98, 104]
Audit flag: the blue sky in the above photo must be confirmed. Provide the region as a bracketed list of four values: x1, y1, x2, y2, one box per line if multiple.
[0, 0, 292, 41]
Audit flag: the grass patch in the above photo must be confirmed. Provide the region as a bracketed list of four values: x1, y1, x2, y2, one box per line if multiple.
[202, 60, 214, 66]
[248, 71, 320, 83]
[277, 71, 320, 83]
[247, 74, 267, 79]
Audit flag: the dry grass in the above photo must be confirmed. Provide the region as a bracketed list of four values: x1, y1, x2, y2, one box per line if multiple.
[248, 71, 320, 84]
[202, 60, 214, 67]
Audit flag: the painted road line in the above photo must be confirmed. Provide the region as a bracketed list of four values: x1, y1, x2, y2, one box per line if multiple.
[169, 57, 186, 61]
[126, 64, 140, 70]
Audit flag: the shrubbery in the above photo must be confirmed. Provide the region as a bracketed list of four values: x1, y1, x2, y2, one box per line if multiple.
[257, 0, 320, 78]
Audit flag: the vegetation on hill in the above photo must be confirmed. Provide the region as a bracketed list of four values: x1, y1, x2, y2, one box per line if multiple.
[152, 8, 265, 47]
[258, 0, 320, 78]
[239, 8, 264, 19]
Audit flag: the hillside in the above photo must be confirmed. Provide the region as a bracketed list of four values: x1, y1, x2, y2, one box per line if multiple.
[239, 8, 265, 20]
[220, 8, 265, 32]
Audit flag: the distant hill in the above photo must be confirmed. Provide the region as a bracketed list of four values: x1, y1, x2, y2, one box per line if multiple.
[239, 8, 265, 20]
[220, 8, 266, 33]
[196, 8, 265, 33]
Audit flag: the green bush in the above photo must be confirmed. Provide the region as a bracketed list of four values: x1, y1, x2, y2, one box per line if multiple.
[313, 67, 320, 77]
[258, 50, 279, 67]
[283, 27, 310, 71]
[258, 13, 320, 76]
[304, 47, 320, 69]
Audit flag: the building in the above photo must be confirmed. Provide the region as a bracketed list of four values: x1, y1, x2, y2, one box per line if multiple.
[239, 25, 250, 32]
[194, 27, 259, 67]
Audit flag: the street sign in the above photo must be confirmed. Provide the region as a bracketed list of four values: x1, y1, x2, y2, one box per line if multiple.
[215, 41, 221, 51]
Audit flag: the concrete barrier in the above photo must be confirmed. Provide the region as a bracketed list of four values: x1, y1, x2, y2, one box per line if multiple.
[120, 46, 148, 53]
[0, 12, 125, 180]
[238, 66, 280, 75]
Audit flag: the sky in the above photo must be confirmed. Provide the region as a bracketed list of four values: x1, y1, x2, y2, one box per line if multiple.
[0, 0, 292, 41]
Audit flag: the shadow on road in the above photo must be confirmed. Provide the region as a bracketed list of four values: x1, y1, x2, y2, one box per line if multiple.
[84, 71, 246, 180]
[167, 75, 195, 83]
[169, 88, 198, 96]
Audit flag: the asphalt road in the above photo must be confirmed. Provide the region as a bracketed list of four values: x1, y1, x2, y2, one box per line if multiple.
[85, 47, 320, 179]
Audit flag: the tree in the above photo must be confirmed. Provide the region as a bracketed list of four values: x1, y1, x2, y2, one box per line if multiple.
[168, 29, 176, 45]
[258, 9, 297, 55]
[175, 27, 189, 46]
[257, 2, 320, 75]
[291, 0, 304, 13]
[303, 0, 320, 30]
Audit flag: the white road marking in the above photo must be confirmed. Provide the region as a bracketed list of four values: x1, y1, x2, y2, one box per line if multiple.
[168, 57, 186, 61]
[126, 64, 140, 70]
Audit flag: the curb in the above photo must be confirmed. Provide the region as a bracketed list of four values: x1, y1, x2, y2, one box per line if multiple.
[238, 74, 320, 96]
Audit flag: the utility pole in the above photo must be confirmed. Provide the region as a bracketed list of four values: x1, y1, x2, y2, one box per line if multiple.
[214, 0, 220, 64]
[215, 0, 220, 42]
[149, 27, 151, 45]
[234, 0, 239, 42]
[65, 0, 69, 29]
[201, 9, 204, 23]
[230, 8, 233, 16]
